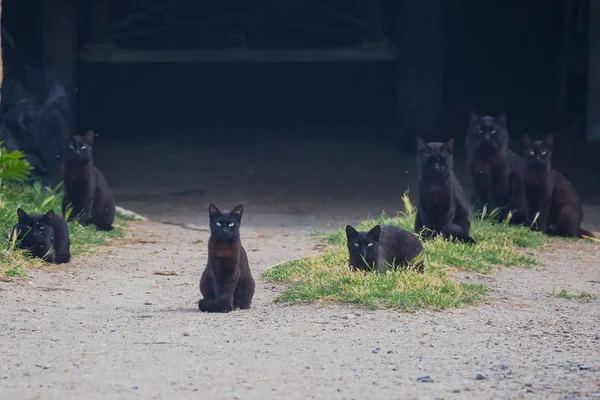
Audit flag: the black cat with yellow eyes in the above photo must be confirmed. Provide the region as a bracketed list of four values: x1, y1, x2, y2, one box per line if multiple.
[345, 224, 424, 273]
[522, 135, 594, 238]
[198, 203, 256, 313]
[465, 111, 527, 224]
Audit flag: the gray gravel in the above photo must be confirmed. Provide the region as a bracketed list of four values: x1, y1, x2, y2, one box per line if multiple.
[1, 219, 599, 400]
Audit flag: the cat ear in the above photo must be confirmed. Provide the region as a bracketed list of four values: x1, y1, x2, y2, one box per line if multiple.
[208, 203, 221, 219]
[345, 225, 358, 240]
[16, 208, 28, 221]
[367, 225, 381, 241]
[416, 138, 427, 153]
[83, 130, 95, 145]
[443, 138, 455, 153]
[469, 110, 479, 125]
[496, 113, 507, 127]
[63, 131, 71, 146]
[43, 210, 55, 220]
[522, 134, 532, 148]
[544, 134, 554, 149]
[231, 204, 244, 221]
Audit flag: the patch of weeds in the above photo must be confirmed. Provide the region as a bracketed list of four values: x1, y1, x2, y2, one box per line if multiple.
[263, 248, 487, 311]
[552, 288, 598, 301]
[264, 193, 552, 311]
[1, 182, 127, 276]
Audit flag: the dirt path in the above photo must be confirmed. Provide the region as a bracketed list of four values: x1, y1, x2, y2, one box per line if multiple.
[1, 217, 599, 400]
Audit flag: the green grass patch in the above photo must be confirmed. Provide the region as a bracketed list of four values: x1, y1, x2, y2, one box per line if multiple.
[551, 288, 598, 301]
[1, 181, 128, 277]
[264, 193, 549, 311]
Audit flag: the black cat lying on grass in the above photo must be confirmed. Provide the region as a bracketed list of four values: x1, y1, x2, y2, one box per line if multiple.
[522, 135, 595, 238]
[199, 203, 255, 313]
[415, 138, 476, 244]
[466, 111, 526, 224]
[345, 224, 424, 273]
[10, 208, 71, 264]
[62, 130, 115, 231]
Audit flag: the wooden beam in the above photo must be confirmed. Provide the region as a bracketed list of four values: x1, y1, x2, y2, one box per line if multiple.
[587, 0, 600, 142]
[79, 45, 398, 64]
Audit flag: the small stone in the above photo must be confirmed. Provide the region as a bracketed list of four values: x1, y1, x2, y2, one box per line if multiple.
[132, 386, 139, 390]
[372, 348, 380, 354]
[526, 389, 534, 393]
[579, 365, 592, 370]
[337, 389, 342, 392]
[524, 383, 533, 387]
[387, 350, 393, 354]
[343, 314, 355, 319]
[183, 332, 190, 337]
[417, 376, 434, 383]
[390, 329, 397, 333]
[475, 374, 487, 380]
[144, 301, 152, 305]
[451, 389, 460, 393]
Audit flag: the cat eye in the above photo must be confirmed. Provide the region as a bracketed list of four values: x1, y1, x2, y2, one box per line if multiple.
[490, 130, 496, 134]
[478, 129, 483, 133]
[540, 151, 546, 155]
[216, 222, 222, 226]
[367, 243, 373, 247]
[69, 145, 75, 149]
[81, 146, 87, 150]
[529, 151, 535, 155]
[354, 243, 359, 247]
[228, 222, 234, 227]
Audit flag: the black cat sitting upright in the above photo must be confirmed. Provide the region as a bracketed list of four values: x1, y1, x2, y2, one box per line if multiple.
[199, 203, 256, 313]
[415, 138, 476, 244]
[62, 130, 115, 230]
[345, 224, 424, 273]
[466, 111, 526, 224]
[10, 208, 71, 264]
[522, 135, 594, 238]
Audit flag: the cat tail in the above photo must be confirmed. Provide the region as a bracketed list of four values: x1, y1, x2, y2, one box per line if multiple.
[198, 297, 234, 313]
[578, 227, 596, 239]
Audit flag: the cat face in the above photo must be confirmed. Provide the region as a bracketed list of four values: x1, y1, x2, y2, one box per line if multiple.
[15, 208, 54, 243]
[345, 225, 380, 270]
[63, 130, 94, 163]
[523, 135, 553, 167]
[468, 111, 508, 150]
[208, 203, 243, 242]
[417, 138, 454, 176]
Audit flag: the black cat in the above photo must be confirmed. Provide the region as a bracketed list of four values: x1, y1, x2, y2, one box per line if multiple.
[62, 130, 115, 230]
[522, 135, 595, 238]
[199, 203, 256, 313]
[10, 208, 71, 263]
[466, 111, 526, 224]
[345, 224, 424, 273]
[415, 138, 476, 244]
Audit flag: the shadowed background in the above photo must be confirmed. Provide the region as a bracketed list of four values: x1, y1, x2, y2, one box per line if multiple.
[3, 0, 599, 229]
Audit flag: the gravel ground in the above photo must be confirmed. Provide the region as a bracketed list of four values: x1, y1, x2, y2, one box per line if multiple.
[1, 217, 599, 400]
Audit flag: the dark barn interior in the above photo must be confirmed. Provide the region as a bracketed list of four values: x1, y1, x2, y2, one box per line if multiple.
[2, 0, 600, 229]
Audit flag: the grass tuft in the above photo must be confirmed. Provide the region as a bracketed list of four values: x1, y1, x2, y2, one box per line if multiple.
[264, 192, 549, 311]
[551, 288, 598, 301]
[0, 182, 128, 277]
